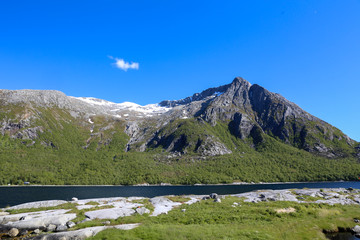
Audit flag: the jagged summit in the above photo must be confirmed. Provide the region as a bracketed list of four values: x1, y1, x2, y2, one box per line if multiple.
[159, 77, 252, 108]
[159, 77, 253, 108]
[231, 76, 252, 88]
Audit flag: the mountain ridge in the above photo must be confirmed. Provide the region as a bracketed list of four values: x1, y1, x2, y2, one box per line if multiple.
[0, 77, 359, 185]
[0, 77, 357, 158]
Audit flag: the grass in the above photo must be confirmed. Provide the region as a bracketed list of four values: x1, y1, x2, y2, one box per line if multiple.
[86, 201, 100, 205]
[166, 196, 191, 203]
[88, 196, 360, 240]
[295, 195, 323, 202]
[3, 191, 360, 239]
[1, 108, 360, 186]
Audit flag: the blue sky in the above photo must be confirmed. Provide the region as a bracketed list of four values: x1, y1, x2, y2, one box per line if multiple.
[0, 0, 359, 141]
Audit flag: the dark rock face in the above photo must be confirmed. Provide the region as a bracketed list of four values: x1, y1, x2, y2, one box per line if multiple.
[355, 144, 360, 159]
[156, 77, 356, 158]
[228, 113, 255, 139]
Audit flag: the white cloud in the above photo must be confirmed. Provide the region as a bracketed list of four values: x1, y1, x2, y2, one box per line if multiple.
[109, 56, 139, 71]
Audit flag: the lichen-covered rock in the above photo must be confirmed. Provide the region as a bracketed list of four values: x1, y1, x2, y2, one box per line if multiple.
[46, 224, 56, 232]
[55, 225, 67, 232]
[8, 228, 19, 237]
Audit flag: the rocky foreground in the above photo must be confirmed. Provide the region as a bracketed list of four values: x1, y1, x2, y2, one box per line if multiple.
[1, 188, 360, 239]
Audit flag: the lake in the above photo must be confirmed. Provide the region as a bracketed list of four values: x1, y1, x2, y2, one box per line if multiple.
[1, 181, 360, 208]
[326, 232, 360, 240]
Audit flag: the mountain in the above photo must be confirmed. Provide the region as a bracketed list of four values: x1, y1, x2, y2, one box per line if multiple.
[0, 77, 359, 185]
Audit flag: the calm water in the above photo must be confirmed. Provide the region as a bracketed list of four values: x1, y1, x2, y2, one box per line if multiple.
[326, 232, 360, 240]
[1, 181, 360, 208]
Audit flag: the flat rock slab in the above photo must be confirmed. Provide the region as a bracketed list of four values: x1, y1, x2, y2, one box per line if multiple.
[2, 210, 76, 230]
[1, 209, 69, 224]
[76, 205, 96, 210]
[110, 200, 141, 209]
[315, 198, 356, 205]
[76, 197, 143, 209]
[30, 226, 107, 240]
[293, 189, 320, 197]
[233, 190, 299, 203]
[76, 197, 126, 205]
[150, 197, 181, 216]
[30, 224, 140, 240]
[85, 208, 135, 220]
[231, 188, 360, 205]
[5, 200, 68, 210]
[184, 196, 204, 205]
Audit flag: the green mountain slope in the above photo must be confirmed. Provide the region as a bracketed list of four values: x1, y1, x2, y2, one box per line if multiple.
[0, 78, 359, 185]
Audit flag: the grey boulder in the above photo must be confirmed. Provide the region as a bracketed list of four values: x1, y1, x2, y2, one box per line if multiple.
[55, 224, 68, 232]
[66, 221, 76, 228]
[352, 225, 360, 234]
[8, 228, 19, 237]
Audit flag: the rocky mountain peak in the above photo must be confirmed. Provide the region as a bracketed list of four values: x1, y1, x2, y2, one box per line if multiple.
[158, 77, 252, 108]
[230, 77, 252, 89]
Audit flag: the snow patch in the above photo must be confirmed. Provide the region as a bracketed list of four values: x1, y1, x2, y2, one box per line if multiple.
[116, 102, 171, 114]
[181, 109, 188, 119]
[76, 97, 115, 107]
[74, 97, 172, 117]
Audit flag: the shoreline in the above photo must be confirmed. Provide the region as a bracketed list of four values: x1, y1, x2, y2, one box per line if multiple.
[2, 187, 360, 239]
[1, 187, 358, 210]
[0, 180, 350, 187]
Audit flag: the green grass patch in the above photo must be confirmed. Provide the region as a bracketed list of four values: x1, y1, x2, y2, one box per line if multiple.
[296, 195, 323, 202]
[0, 108, 359, 186]
[85, 201, 100, 205]
[88, 196, 360, 240]
[166, 196, 191, 203]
